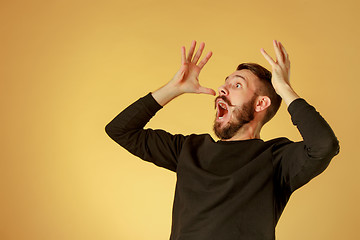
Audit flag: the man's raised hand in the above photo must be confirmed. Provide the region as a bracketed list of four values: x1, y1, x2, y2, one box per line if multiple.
[260, 40, 292, 94]
[152, 40, 215, 106]
[170, 40, 216, 96]
[260, 40, 299, 106]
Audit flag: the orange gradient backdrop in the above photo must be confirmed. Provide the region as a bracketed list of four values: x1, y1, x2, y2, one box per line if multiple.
[1, 0, 359, 239]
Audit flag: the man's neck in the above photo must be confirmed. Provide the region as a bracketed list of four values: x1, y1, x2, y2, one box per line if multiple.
[221, 121, 262, 141]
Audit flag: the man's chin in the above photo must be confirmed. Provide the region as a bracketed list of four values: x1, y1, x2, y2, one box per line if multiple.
[213, 121, 229, 139]
[213, 117, 245, 140]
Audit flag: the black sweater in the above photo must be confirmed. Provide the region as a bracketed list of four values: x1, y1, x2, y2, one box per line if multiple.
[105, 93, 340, 240]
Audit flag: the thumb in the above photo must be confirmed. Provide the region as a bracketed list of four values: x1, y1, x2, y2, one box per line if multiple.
[197, 86, 216, 96]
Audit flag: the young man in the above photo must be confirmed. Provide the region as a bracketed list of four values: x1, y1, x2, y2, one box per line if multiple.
[105, 40, 340, 240]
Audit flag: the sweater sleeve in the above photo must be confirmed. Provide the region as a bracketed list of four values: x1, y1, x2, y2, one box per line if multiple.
[105, 92, 187, 172]
[273, 98, 340, 193]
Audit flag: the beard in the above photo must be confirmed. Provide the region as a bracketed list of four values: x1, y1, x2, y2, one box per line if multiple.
[213, 95, 257, 140]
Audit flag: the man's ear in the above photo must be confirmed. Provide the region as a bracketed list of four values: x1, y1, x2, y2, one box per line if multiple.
[255, 96, 271, 113]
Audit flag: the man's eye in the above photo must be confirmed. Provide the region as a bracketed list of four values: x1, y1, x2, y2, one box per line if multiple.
[236, 83, 242, 88]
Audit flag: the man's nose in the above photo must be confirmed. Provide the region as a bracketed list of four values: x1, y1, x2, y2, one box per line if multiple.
[218, 85, 228, 96]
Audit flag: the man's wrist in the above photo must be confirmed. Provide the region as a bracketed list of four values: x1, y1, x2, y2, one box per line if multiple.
[151, 82, 183, 107]
[276, 84, 300, 106]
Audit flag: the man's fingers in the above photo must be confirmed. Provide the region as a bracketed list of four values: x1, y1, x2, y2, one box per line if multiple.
[273, 40, 285, 64]
[186, 40, 196, 62]
[278, 42, 291, 70]
[260, 48, 276, 67]
[197, 86, 216, 96]
[192, 42, 205, 64]
[181, 46, 186, 65]
[279, 42, 289, 60]
[198, 51, 213, 69]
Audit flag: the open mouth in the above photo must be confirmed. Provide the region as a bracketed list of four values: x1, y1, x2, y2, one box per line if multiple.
[216, 99, 230, 121]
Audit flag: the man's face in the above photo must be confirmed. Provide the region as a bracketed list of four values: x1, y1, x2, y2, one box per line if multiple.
[213, 69, 261, 140]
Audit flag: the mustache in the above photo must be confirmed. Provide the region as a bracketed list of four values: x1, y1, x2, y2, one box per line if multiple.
[214, 96, 234, 109]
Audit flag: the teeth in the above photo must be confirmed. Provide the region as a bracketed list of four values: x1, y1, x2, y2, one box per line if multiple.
[218, 101, 227, 109]
[219, 117, 223, 119]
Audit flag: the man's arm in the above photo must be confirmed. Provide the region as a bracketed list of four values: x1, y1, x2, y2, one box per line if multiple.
[105, 93, 186, 171]
[274, 98, 340, 193]
[105, 41, 215, 171]
[261, 40, 340, 192]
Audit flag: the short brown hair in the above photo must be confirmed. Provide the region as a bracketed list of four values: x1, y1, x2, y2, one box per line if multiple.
[237, 63, 282, 125]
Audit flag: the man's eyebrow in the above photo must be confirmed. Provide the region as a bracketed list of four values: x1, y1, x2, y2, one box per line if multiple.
[225, 75, 248, 86]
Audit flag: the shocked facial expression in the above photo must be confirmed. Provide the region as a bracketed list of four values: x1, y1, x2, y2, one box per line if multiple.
[213, 69, 260, 140]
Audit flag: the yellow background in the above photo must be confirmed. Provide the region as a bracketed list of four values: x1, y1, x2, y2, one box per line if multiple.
[1, 0, 359, 239]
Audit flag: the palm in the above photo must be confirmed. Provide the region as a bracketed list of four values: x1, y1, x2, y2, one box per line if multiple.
[180, 63, 201, 89]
